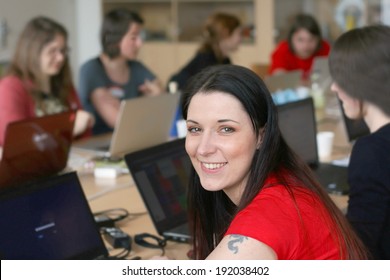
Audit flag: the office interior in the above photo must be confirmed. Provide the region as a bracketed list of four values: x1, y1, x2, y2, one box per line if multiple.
[0, 0, 388, 260]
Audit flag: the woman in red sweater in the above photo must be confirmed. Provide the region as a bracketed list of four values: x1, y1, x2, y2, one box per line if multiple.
[269, 14, 330, 82]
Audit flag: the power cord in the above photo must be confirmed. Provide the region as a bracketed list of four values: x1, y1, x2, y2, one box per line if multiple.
[93, 208, 129, 228]
[100, 227, 133, 260]
[134, 233, 167, 256]
[93, 208, 146, 228]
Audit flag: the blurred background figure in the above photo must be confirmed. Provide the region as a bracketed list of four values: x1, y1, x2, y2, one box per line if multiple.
[329, 25, 390, 260]
[0, 16, 93, 146]
[168, 12, 242, 92]
[269, 13, 330, 83]
[78, 8, 163, 135]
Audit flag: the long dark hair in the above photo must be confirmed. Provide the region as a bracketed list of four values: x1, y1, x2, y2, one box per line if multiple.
[329, 25, 390, 117]
[7, 16, 72, 111]
[101, 8, 144, 58]
[181, 64, 368, 260]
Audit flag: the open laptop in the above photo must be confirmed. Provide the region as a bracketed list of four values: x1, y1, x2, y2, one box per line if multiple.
[0, 111, 75, 190]
[124, 138, 191, 243]
[277, 97, 350, 195]
[76, 93, 180, 158]
[311, 57, 331, 84]
[0, 171, 108, 259]
[264, 70, 303, 93]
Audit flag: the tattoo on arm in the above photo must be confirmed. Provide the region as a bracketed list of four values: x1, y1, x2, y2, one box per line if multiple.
[227, 235, 248, 254]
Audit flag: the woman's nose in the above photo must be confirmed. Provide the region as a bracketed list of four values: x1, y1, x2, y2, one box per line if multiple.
[196, 131, 217, 156]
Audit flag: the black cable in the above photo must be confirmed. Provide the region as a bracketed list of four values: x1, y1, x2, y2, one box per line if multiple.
[93, 208, 147, 228]
[134, 233, 167, 256]
[100, 227, 135, 260]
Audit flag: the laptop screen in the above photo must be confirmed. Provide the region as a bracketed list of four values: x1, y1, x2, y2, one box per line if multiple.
[264, 70, 303, 93]
[277, 98, 319, 166]
[0, 172, 108, 259]
[124, 138, 191, 237]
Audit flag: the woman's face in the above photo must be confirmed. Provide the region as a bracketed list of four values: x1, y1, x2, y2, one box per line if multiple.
[40, 34, 67, 76]
[291, 28, 319, 59]
[331, 82, 361, 119]
[119, 22, 143, 60]
[185, 91, 261, 204]
[220, 27, 242, 54]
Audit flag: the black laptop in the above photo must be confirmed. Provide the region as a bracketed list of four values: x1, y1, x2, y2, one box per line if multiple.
[277, 97, 350, 195]
[124, 138, 191, 243]
[0, 172, 108, 259]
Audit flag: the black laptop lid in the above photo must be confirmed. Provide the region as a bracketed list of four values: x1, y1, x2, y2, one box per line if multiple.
[277, 97, 319, 166]
[0, 172, 108, 260]
[0, 111, 75, 189]
[124, 138, 191, 237]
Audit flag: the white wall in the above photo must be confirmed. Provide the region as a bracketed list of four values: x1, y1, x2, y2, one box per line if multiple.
[74, 0, 102, 85]
[0, 0, 102, 84]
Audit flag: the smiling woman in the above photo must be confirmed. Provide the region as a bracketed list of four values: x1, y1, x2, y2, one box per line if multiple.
[0, 16, 94, 146]
[181, 64, 368, 260]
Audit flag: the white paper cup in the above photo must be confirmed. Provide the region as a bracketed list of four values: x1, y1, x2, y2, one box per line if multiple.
[176, 119, 187, 138]
[316, 131, 335, 159]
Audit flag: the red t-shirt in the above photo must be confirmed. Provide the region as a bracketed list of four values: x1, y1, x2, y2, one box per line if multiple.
[269, 40, 330, 80]
[225, 174, 344, 260]
[0, 75, 83, 146]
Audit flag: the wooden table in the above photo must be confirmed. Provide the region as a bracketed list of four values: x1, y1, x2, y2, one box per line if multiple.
[70, 147, 191, 260]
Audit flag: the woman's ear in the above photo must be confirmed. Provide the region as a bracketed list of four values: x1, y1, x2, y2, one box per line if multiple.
[256, 126, 266, 149]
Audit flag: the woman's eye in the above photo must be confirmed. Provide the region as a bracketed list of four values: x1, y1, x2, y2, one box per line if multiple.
[188, 127, 201, 133]
[221, 127, 234, 133]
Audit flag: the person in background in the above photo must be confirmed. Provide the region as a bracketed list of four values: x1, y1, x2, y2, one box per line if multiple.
[329, 25, 390, 260]
[0, 16, 93, 146]
[269, 14, 330, 82]
[78, 8, 163, 135]
[168, 12, 241, 137]
[181, 64, 367, 260]
[168, 12, 242, 91]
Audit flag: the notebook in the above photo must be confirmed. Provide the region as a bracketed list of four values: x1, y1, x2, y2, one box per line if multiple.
[0, 171, 108, 259]
[124, 137, 191, 243]
[277, 97, 350, 195]
[264, 70, 303, 93]
[77, 93, 180, 158]
[0, 111, 75, 190]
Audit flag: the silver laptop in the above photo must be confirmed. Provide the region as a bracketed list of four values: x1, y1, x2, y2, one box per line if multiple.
[311, 56, 332, 94]
[75, 93, 180, 158]
[264, 70, 303, 93]
[124, 138, 191, 243]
